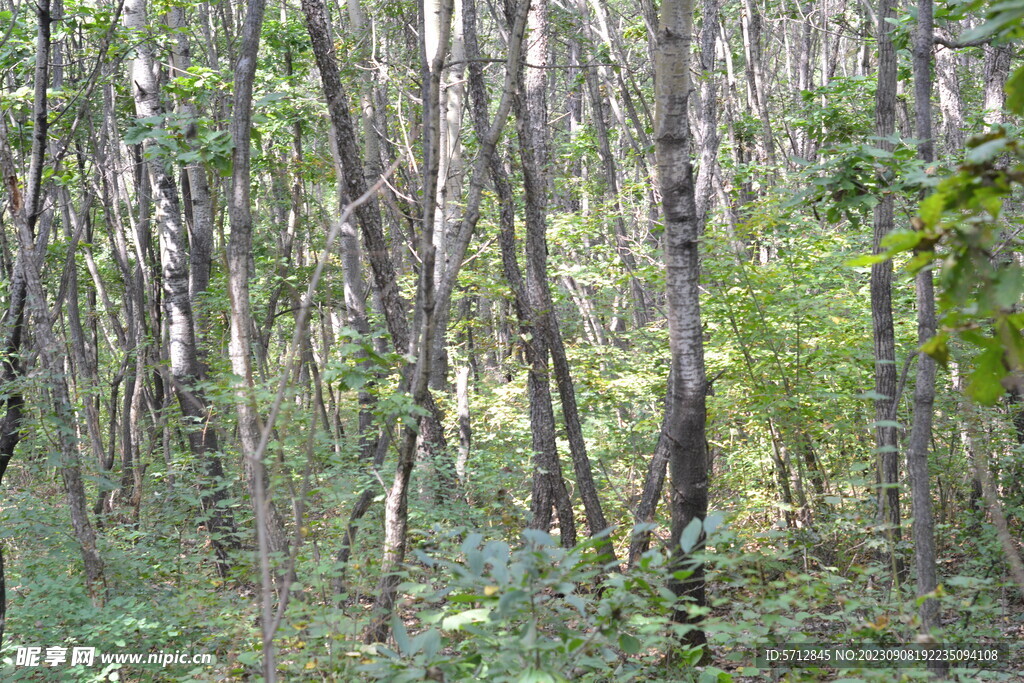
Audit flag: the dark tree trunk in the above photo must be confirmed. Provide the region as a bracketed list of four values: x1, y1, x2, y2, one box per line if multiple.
[910, 0, 945, 669]
[872, 0, 905, 585]
[512, 0, 579, 547]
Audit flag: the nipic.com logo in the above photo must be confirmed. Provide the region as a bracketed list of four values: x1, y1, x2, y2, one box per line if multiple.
[13, 646, 214, 669]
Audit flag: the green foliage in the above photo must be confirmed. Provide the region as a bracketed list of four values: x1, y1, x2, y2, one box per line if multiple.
[861, 128, 1024, 404]
[797, 135, 924, 225]
[124, 112, 234, 176]
[357, 529, 704, 682]
[789, 76, 876, 149]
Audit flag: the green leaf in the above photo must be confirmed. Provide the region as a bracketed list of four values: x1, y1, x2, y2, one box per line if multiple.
[618, 633, 642, 654]
[858, 390, 889, 400]
[516, 670, 562, 683]
[413, 628, 441, 661]
[1006, 66, 1024, 116]
[993, 266, 1024, 310]
[920, 332, 950, 368]
[844, 252, 889, 267]
[679, 517, 703, 553]
[966, 137, 1009, 165]
[905, 250, 936, 273]
[703, 511, 725, 538]
[968, 347, 1007, 405]
[919, 193, 946, 228]
[699, 667, 734, 683]
[880, 229, 923, 252]
[392, 615, 412, 655]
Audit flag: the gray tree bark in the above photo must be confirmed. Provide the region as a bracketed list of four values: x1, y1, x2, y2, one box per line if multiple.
[872, 0, 905, 586]
[126, 0, 240, 575]
[224, 0, 286, 678]
[910, 0, 945, 667]
[633, 0, 711, 653]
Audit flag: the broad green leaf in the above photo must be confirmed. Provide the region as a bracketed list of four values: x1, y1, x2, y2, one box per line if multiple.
[679, 517, 703, 553]
[920, 332, 950, 368]
[619, 633, 642, 654]
[919, 193, 946, 228]
[966, 137, 1009, 165]
[703, 511, 725, 538]
[993, 266, 1024, 310]
[844, 252, 889, 267]
[698, 667, 734, 683]
[413, 628, 441, 661]
[1007, 66, 1024, 116]
[968, 347, 1008, 405]
[391, 615, 411, 655]
[880, 229, 923, 252]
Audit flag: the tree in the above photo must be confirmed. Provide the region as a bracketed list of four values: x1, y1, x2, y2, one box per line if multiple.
[642, 0, 710, 652]
[125, 0, 240, 573]
[872, 0, 906, 586]
[909, 0, 944, 659]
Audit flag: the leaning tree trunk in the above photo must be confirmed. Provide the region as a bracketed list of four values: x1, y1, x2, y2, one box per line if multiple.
[362, 0, 457, 644]
[301, 0, 456, 501]
[512, 0, 580, 547]
[1, 0, 108, 613]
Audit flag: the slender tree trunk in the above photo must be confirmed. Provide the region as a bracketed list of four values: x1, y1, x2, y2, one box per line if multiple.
[983, 44, 1011, 126]
[575, 0, 650, 327]
[0, 111, 32, 658]
[0, 0, 108, 611]
[302, 0, 455, 500]
[694, 0, 720, 228]
[224, 0, 283, 676]
[340, 0, 381, 464]
[126, 0, 240, 574]
[910, 0, 945, 667]
[456, 365, 471, 481]
[513, 0, 581, 547]
[168, 6, 215, 309]
[363, 0, 455, 643]
[934, 29, 964, 152]
[741, 0, 776, 167]
[872, 0, 905, 586]
[636, 0, 711, 653]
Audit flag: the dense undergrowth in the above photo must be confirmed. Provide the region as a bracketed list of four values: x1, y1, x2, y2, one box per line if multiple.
[2, 423, 1022, 682]
[2, 195, 1023, 681]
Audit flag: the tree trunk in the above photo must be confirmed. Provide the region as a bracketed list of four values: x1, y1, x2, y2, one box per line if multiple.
[224, 0, 286, 676]
[872, 0, 905, 586]
[364, 0, 454, 644]
[0, 0, 109, 611]
[456, 365, 471, 481]
[910, 0, 945, 668]
[983, 43, 1011, 126]
[934, 29, 965, 152]
[126, 0, 240, 575]
[302, 0, 455, 500]
[513, 0, 582, 548]
[651, 0, 710, 653]
[694, 0, 720, 228]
